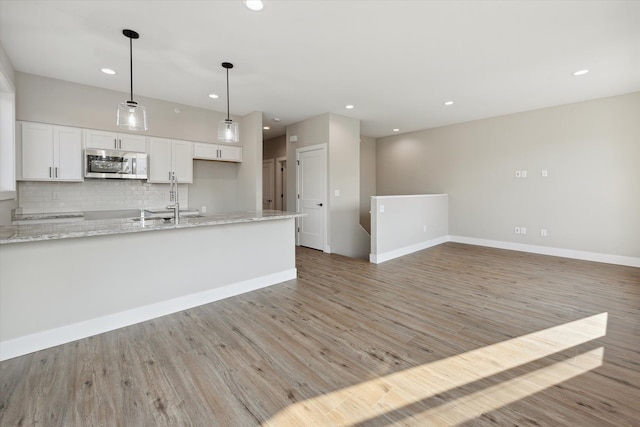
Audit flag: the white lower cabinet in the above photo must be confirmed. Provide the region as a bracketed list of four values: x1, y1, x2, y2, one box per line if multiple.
[84, 129, 147, 152]
[148, 137, 193, 183]
[193, 143, 242, 162]
[20, 122, 83, 181]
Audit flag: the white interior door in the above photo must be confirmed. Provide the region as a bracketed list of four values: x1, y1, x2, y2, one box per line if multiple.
[297, 144, 327, 251]
[262, 159, 275, 210]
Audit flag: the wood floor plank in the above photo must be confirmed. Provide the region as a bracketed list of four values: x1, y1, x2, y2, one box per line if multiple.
[1, 242, 638, 426]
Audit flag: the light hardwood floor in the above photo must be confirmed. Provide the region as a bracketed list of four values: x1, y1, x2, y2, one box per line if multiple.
[1, 243, 639, 426]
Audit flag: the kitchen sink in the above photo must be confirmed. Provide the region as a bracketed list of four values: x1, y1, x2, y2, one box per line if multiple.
[131, 216, 173, 223]
[84, 209, 142, 220]
[131, 214, 204, 223]
[144, 208, 201, 217]
[83, 208, 202, 222]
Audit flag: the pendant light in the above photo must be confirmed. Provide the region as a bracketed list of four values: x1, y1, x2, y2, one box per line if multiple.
[217, 62, 239, 143]
[116, 29, 147, 131]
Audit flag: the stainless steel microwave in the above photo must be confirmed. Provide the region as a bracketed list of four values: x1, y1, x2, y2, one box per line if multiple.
[84, 149, 148, 179]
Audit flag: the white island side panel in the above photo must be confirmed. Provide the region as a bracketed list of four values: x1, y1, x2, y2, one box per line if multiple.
[0, 217, 296, 360]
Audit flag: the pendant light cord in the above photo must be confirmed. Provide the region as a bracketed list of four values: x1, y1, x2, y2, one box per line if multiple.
[226, 66, 230, 121]
[129, 36, 134, 103]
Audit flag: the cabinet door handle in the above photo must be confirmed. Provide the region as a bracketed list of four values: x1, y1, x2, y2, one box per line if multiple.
[55, 167, 58, 178]
[114, 138, 118, 149]
[118, 139, 122, 149]
[49, 167, 52, 178]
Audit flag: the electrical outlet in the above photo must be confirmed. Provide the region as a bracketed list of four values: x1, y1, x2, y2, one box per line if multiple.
[521, 170, 527, 178]
[379, 205, 385, 213]
[201, 206, 207, 213]
[521, 227, 527, 235]
[515, 226, 521, 234]
[541, 228, 548, 237]
[541, 169, 548, 177]
[515, 171, 521, 178]
[52, 192, 60, 200]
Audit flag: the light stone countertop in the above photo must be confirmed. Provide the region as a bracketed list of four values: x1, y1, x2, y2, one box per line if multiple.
[0, 210, 302, 245]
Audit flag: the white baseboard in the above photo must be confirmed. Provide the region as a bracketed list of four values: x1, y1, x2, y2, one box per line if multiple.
[370, 236, 449, 264]
[0, 269, 297, 361]
[369, 234, 639, 268]
[448, 236, 640, 268]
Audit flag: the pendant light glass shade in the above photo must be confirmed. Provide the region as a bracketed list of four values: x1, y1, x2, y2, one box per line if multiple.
[117, 101, 147, 131]
[117, 29, 147, 131]
[218, 119, 239, 143]
[218, 62, 239, 143]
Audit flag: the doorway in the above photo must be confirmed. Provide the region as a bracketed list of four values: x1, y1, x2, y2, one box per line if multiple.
[262, 159, 275, 210]
[296, 144, 327, 252]
[275, 157, 287, 211]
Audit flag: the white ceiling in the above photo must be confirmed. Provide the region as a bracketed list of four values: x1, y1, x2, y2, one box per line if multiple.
[1, 0, 639, 139]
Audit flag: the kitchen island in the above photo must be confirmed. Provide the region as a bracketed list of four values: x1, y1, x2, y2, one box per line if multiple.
[0, 210, 301, 360]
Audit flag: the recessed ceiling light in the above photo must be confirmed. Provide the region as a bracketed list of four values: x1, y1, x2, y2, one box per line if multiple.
[393, 128, 400, 132]
[101, 68, 116, 75]
[263, 126, 270, 130]
[244, 0, 264, 11]
[272, 118, 281, 122]
[345, 105, 354, 109]
[572, 69, 589, 76]
[208, 93, 219, 99]
[443, 101, 454, 106]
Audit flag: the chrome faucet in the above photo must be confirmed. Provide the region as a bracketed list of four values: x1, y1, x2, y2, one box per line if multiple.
[167, 172, 179, 224]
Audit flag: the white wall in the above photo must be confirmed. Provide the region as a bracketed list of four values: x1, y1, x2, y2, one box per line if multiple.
[370, 194, 449, 263]
[376, 93, 640, 259]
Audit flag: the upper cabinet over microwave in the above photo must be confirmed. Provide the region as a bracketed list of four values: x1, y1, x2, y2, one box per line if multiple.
[84, 129, 147, 152]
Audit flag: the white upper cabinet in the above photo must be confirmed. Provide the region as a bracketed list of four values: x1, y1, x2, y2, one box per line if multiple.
[20, 122, 83, 181]
[84, 129, 147, 152]
[148, 137, 193, 183]
[172, 140, 194, 183]
[193, 143, 242, 162]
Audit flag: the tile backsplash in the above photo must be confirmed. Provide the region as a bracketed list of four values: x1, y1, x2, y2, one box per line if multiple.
[18, 180, 188, 213]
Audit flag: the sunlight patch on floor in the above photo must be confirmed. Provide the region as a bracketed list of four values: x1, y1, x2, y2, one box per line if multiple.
[264, 312, 607, 426]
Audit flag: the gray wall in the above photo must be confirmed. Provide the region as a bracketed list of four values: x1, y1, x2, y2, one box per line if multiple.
[328, 114, 368, 258]
[237, 111, 263, 211]
[12, 72, 261, 214]
[0, 41, 17, 224]
[376, 92, 640, 258]
[263, 134, 286, 160]
[15, 72, 235, 143]
[286, 113, 369, 258]
[360, 135, 376, 233]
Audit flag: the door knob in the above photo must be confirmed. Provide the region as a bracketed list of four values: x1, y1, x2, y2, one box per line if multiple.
[317, 203, 323, 207]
